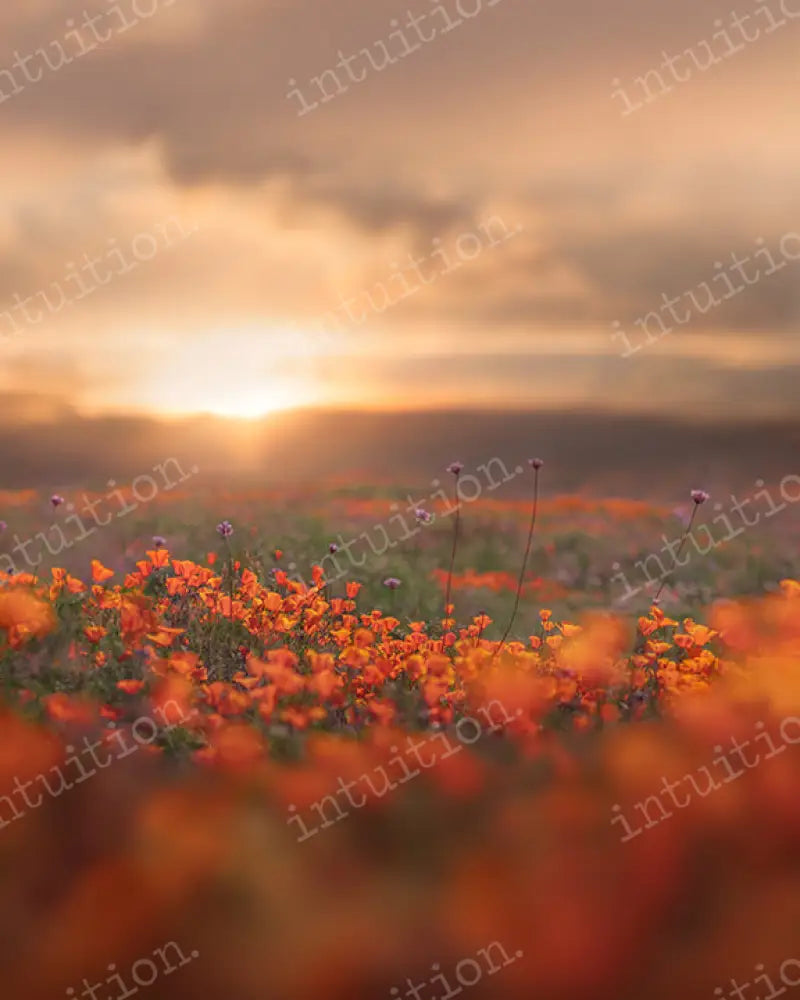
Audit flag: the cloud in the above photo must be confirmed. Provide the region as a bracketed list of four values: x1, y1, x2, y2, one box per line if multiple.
[0, 0, 797, 420]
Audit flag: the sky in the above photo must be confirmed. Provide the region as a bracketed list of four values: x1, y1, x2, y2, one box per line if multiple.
[1, 0, 799, 428]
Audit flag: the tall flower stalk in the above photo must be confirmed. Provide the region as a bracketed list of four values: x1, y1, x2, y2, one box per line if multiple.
[383, 576, 401, 618]
[410, 508, 432, 620]
[494, 458, 543, 657]
[628, 489, 710, 717]
[442, 462, 463, 645]
[216, 520, 235, 617]
[652, 490, 709, 604]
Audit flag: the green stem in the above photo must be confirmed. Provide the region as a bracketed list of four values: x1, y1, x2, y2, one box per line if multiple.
[652, 503, 700, 604]
[443, 480, 461, 643]
[494, 466, 540, 656]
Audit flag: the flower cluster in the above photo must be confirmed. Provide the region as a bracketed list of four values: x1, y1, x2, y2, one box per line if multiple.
[0, 484, 798, 1000]
[0, 545, 784, 758]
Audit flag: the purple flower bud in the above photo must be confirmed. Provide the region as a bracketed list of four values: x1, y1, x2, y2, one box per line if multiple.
[528, 458, 544, 470]
[691, 490, 710, 505]
[446, 462, 464, 476]
[50, 494, 65, 509]
[414, 508, 432, 524]
[328, 542, 339, 554]
[152, 535, 166, 548]
[383, 577, 401, 590]
[216, 520, 234, 539]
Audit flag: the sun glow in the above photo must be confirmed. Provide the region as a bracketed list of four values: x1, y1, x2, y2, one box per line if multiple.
[132, 328, 323, 418]
[202, 387, 298, 420]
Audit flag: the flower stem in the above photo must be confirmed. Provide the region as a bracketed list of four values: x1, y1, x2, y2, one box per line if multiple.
[652, 503, 700, 604]
[224, 538, 235, 619]
[443, 481, 461, 642]
[494, 464, 540, 656]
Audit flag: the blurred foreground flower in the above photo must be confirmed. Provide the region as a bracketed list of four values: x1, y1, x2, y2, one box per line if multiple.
[0, 588, 55, 645]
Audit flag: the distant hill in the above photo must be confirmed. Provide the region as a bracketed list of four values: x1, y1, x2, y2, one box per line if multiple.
[1, 404, 798, 499]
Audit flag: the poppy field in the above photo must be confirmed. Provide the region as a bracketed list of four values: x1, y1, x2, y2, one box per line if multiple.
[1, 467, 799, 1000]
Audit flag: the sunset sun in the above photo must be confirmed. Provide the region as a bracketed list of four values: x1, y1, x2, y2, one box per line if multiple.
[132, 329, 319, 418]
[202, 388, 296, 420]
